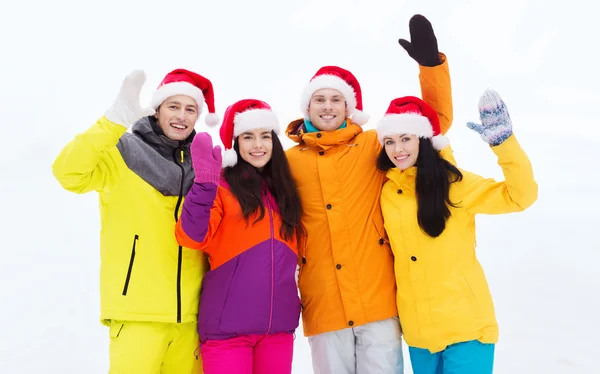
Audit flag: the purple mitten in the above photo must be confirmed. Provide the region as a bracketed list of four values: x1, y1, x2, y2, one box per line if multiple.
[191, 132, 222, 185]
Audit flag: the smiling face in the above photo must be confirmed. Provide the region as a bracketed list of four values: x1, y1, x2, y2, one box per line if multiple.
[155, 95, 199, 141]
[237, 128, 274, 170]
[384, 134, 420, 170]
[307, 88, 347, 131]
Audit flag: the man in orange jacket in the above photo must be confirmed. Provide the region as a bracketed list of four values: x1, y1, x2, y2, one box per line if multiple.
[285, 15, 454, 373]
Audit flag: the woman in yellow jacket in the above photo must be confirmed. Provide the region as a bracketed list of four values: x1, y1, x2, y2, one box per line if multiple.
[376, 90, 538, 374]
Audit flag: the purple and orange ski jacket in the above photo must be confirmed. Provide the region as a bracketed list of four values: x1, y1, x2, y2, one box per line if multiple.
[175, 179, 301, 342]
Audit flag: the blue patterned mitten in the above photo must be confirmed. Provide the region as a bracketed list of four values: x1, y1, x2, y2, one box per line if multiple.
[467, 89, 513, 146]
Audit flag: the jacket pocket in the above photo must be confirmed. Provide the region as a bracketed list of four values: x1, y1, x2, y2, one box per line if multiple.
[122, 234, 139, 296]
[371, 215, 389, 246]
[217, 257, 243, 334]
[109, 320, 125, 339]
[461, 264, 495, 323]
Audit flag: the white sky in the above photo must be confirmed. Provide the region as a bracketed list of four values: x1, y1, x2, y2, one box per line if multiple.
[1, 0, 599, 372]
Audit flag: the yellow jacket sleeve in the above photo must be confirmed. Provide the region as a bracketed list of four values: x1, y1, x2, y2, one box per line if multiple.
[52, 117, 126, 194]
[459, 135, 538, 214]
[439, 144, 457, 165]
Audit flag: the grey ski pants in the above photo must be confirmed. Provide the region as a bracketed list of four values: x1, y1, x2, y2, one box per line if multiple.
[308, 317, 404, 374]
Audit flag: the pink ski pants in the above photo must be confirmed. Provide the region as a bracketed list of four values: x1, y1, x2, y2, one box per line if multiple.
[200, 332, 294, 374]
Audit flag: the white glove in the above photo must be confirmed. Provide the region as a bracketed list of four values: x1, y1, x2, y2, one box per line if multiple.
[104, 70, 155, 127]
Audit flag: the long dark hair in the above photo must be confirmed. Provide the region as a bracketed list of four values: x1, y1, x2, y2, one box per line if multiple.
[377, 138, 463, 238]
[223, 131, 305, 244]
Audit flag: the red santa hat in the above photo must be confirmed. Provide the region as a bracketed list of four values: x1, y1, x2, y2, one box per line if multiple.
[376, 96, 449, 150]
[150, 68, 219, 126]
[300, 66, 369, 125]
[219, 99, 280, 167]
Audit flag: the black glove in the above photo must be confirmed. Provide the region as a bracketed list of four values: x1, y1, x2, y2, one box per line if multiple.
[398, 14, 441, 67]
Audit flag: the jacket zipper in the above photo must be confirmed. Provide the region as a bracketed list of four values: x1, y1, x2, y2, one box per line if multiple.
[122, 234, 139, 295]
[173, 148, 185, 323]
[266, 197, 275, 335]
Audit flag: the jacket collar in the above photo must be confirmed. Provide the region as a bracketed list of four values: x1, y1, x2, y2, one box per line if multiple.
[386, 167, 417, 191]
[285, 118, 363, 150]
[131, 116, 195, 156]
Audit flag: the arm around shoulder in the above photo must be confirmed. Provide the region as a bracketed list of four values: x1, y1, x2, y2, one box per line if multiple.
[439, 143, 457, 165]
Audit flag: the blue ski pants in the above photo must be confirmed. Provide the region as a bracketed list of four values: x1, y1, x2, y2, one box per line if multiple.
[409, 340, 494, 374]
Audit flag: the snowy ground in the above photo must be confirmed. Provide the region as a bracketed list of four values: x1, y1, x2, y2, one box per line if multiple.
[1, 0, 598, 372]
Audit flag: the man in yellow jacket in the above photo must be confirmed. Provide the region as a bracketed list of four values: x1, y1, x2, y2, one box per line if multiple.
[285, 15, 453, 374]
[52, 69, 218, 373]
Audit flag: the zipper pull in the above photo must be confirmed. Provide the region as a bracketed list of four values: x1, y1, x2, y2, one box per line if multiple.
[180, 150, 184, 163]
